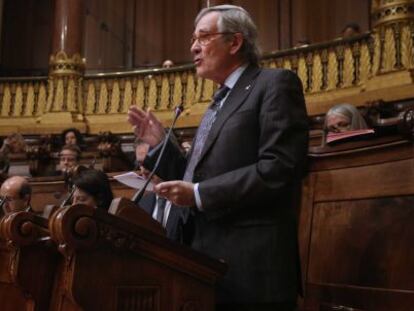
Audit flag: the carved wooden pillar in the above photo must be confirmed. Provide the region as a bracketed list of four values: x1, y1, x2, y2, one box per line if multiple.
[42, 0, 85, 129]
[371, 0, 414, 74]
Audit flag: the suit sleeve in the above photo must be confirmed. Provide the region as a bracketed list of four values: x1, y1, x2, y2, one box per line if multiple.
[198, 70, 309, 215]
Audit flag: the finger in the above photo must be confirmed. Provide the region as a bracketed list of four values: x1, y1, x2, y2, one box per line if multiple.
[147, 110, 164, 129]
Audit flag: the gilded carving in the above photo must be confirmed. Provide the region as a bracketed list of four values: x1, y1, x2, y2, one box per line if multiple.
[147, 78, 157, 111]
[383, 27, 397, 71]
[66, 78, 76, 112]
[2, 84, 11, 116]
[159, 75, 170, 110]
[37, 83, 47, 116]
[297, 56, 308, 91]
[110, 81, 120, 113]
[202, 79, 214, 102]
[13, 85, 23, 117]
[24, 84, 35, 116]
[360, 43, 372, 83]
[85, 82, 96, 114]
[343, 47, 355, 87]
[173, 74, 182, 108]
[194, 77, 203, 103]
[49, 51, 85, 77]
[371, 1, 414, 28]
[372, 32, 381, 74]
[327, 51, 339, 90]
[97, 82, 108, 114]
[283, 59, 292, 70]
[311, 54, 323, 93]
[135, 79, 145, 109]
[185, 73, 196, 107]
[401, 24, 414, 68]
[122, 80, 132, 113]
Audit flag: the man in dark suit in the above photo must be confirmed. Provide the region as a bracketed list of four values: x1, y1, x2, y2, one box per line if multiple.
[128, 5, 308, 311]
[138, 171, 191, 244]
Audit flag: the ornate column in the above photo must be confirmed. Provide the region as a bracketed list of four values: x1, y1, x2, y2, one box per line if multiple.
[371, 0, 414, 74]
[42, 0, 85, 128]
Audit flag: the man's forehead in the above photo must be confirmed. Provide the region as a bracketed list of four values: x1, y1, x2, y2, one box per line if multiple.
[61, 150, 76, 156]
[194, 12, 219, 33]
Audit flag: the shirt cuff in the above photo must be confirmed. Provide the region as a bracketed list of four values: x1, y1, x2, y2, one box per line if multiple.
[193, 183, 204, 211]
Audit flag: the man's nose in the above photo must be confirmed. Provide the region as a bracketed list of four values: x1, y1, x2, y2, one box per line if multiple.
[191, 41, 201, 54]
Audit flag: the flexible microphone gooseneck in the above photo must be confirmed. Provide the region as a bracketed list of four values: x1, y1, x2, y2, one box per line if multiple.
[132, 104, 184, 205]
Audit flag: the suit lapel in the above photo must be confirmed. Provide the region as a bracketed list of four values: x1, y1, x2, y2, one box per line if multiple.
[196, 65, 261, 165]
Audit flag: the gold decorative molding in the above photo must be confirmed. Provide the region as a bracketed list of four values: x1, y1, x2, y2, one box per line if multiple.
[49, 51, 85, 77]
[371, 0, 414, 28]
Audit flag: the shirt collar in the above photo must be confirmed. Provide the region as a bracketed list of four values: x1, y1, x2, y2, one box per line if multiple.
[223, 64, 248, 90]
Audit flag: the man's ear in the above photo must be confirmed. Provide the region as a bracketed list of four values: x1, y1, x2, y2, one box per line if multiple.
[229, 33, 244, 55]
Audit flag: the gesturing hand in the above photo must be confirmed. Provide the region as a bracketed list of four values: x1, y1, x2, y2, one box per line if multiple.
[128, 106, 165, 147]
[154, 181, 196, 207]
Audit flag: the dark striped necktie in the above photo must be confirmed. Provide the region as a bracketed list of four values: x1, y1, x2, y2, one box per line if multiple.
[183, 86, 230, 182]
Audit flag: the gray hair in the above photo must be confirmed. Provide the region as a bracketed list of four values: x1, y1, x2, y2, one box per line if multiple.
[325, 104, 369, 131]
[195, 5, 260, 65]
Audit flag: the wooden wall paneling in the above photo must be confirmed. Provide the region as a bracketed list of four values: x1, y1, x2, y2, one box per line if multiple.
[306, 197, 414, 310]
[134, 0, 165, 67]
[235, 0, 280, 52]
[314, 158, 414, 202]
[84, 0, 132, 71]
[162, 0, 201, 65]
[0, 0, 52, 75]
[291, 0, 370, 46]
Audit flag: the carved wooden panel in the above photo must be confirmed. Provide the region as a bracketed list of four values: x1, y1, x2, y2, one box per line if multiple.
[116, 286, 160, 311]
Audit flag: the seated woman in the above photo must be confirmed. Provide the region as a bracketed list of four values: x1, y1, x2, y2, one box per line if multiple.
[0, 133, 27, 155]
[324, 103, 369, 133]
[71, 169, 114, 211]
[60, 128, 86, 150]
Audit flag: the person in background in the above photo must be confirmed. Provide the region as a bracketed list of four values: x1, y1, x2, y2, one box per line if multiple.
[72, 168, 114, 211]
[128, 5, 308, 310]
[0, 176, 31, 214]
[162, 59, 175, 68]
[0, 133, 27, 155]
[341, 22, 361, 39]
[58, 144, 81, 174]
[60, 128, 85, 150]
[324, 103, 369, 134]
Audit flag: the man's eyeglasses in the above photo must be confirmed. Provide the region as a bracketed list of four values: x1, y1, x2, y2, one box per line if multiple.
[190, 32, 235, 46]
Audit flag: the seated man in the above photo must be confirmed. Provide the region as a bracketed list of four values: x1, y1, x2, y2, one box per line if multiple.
[71, 168, 114, 211]
[324, 103, 369, 133]
[57, 144, 81, 175]
[0, 176, 31, 214]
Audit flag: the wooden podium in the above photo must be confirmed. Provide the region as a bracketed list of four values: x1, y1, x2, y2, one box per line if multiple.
[0, 202, 226, 311]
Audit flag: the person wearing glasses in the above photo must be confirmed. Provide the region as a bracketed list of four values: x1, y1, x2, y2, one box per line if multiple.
[128, 5, 308, 311]
[0, 176, 32, 214]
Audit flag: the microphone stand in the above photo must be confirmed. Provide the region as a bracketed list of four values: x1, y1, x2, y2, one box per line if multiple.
[132, 105, 184, 205]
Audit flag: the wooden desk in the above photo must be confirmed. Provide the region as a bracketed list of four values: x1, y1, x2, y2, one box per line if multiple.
[300, 135, 414, 311]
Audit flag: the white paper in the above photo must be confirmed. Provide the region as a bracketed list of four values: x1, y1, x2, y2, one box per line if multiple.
[113, 171, 154, 191]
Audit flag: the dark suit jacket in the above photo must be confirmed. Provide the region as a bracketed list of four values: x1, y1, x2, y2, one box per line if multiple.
[138, 193, 192, 244]
[145, 65, 309, 304]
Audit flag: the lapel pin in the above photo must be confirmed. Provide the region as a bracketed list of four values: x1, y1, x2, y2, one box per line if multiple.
[245, 85, 251, 91]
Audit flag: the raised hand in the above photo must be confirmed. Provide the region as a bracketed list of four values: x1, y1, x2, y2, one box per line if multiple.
[128, 106, 166, 147]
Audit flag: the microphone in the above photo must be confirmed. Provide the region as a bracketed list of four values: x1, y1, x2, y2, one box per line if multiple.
[132, 104, 184, 205]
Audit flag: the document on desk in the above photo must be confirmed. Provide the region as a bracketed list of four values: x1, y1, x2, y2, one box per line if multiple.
[113, 172, 154, 191]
